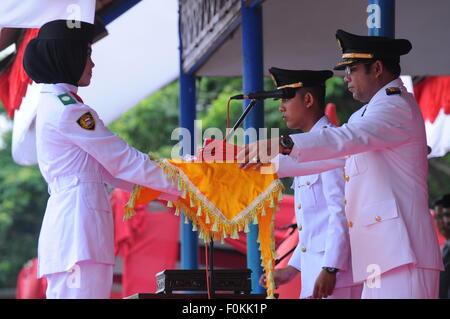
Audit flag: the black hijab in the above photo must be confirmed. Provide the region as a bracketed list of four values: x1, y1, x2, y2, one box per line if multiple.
[23, 20, 94, 86]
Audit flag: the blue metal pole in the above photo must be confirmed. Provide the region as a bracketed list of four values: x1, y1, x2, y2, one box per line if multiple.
[179, 70, 198, 270]
[367, 0, 395, 38]
[101, 0, 142, 25]
[241, 0, 265, 294]
[178, 4, 198, 270]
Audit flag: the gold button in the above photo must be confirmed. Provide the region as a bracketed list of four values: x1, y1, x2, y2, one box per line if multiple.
[345, 155, 350, 160]
[298, 225, 302, 231]
[344, 199, 347, 205]
[348, 221, 353, 228]
[297, 204, 301, 209]
[345, 175, 350, 182]
[301, 246, 307, 253]
[375, 216, 382, 222]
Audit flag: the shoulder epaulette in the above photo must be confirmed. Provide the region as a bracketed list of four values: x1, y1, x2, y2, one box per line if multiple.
[385, 87, 401, 96]
[57, 93, 77, 105]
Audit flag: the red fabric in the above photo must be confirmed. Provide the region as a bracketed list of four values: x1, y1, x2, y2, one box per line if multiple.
[0, 28, 39, 118]
[16, 258, 47, 299]
[111, 189, 179, 297]
[414, 76, 450, 124]
[325, 103, 340, 126]
[69, 91, 84, 104]
[197, 138, 242, 162]
[274, 217, 301, 299]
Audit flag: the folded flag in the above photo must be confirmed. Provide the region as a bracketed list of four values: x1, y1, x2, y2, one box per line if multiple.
[125, 157, 284, 299]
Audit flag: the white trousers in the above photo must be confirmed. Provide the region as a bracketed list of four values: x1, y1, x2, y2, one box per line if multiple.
[362, 263, 439, 299]
[326, 284, 363, 299]
[303, 284, 363, 299]
[44, 260, 113, 299]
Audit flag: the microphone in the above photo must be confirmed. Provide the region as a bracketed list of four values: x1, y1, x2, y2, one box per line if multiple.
[230, 88, 296, 100]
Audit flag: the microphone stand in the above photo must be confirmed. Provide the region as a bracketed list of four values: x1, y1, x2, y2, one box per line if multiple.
[207, 98, 258, 297]
[209, 240, 215, 298]
[225, 99, 259, 142]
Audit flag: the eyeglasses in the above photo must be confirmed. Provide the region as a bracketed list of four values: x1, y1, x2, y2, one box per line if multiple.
[344, 61, 375, 77]
[344, 66, 355, 77]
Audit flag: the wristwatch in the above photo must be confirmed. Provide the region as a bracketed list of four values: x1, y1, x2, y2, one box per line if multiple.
[279, 135, 294, 155]
[322, 267, 339, 274]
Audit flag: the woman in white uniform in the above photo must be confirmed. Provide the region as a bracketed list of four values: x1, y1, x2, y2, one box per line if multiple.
[23, 20, 179, 299]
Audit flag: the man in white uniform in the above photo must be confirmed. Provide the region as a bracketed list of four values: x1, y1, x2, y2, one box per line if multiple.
[259, 68, 362, 299]
[240, 30, 444, 298]
[23, 20, 180, 298]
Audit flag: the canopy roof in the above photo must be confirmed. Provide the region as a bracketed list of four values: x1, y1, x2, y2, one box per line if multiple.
[196, 0, 450, 77]
[1, 0, 449, 124]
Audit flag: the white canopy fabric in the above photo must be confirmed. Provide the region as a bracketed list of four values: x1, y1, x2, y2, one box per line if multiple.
[78, 0, 179, 125]
[0, 0, 96, 27]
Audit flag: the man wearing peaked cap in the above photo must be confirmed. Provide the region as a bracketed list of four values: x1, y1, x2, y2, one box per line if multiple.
[239, 30, 443, 299]
[269, 67, 333, 90]
[334, 29, 412, 71]
[23, 20, 180, 299]
[258, 68, 362, 299]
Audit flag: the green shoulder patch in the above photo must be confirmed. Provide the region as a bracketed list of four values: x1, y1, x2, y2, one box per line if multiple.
[385, 87, 401, 96]
[77, 112, 96, 130]
[57, 93, 77, 105]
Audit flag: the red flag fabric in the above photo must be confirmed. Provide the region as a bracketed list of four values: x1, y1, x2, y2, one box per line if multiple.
[0, 28, 38, 117]
[111, 189, 179, 297]
[325, 103, 340, 126]
[274, 217, 301, 299]
[16, 258, 47, 299]
[414, 76, 450, 124]
[414, 76, 450, 157]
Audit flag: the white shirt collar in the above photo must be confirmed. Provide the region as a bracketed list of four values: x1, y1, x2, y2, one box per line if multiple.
[310, 115, 331, 132]
[369, 77, 405, 104]
[41, 83, 78, 94]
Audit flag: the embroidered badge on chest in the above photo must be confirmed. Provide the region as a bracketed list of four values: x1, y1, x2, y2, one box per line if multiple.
[77, 112, 96, 130]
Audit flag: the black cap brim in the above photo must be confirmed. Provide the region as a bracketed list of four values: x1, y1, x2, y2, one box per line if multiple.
[333, 59, 358, 70]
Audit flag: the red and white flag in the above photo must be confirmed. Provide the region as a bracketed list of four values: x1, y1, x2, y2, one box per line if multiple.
[414, 76, 450, 158]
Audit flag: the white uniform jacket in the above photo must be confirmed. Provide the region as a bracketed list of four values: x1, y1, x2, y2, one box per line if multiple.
[289, 78, 444, 282]
[275, 116, 355, 298]
[36, 83, 179, 277]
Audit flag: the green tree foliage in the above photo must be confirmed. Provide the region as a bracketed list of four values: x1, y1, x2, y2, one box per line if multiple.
[428, 154, 450, 204]
[0, 131, 48, 288]
[109, 81, 181, 158]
